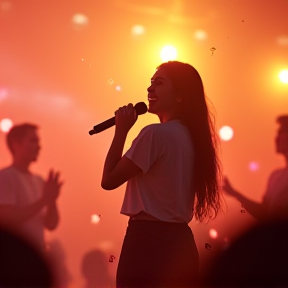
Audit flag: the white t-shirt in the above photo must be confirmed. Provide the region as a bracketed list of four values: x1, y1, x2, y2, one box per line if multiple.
[263, 167, 288, 220]
[121, 120, 194, 223]
[0, 166, 45, 250]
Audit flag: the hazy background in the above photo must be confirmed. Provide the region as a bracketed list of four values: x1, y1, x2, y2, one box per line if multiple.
[1, 0, 287, 286]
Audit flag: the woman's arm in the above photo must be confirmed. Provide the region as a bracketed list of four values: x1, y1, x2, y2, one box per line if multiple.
[101, 104, 142, 190]
[222, 177, 267, 220]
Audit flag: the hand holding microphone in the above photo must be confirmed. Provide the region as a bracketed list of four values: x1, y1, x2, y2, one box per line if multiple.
[114, 103, 138, 134]
[89, 102, 147, 135]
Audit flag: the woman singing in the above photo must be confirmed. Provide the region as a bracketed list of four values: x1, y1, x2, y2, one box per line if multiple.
[101, 61, 223, 288]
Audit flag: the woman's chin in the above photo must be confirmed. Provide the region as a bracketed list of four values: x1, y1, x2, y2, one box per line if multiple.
[148, 107, 156, 114]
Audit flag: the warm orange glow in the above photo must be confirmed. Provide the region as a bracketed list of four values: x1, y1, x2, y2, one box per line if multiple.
[131, 25, 145, 36]
[160, 45, 177, 62]
[1, 2, 288, 287]
[279, 69, 288, 84]
[194, 29, 208, 41]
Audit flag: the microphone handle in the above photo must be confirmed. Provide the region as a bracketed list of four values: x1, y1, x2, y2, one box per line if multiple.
[90, 117, 115, 135]
[89, 102, 147, 135]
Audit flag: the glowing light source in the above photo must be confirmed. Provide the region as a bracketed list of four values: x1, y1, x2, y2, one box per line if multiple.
[219, 126, 234, 141]
[72, 13, 89, 25]
[249, 161, 259, 171]
[91, 214, 101, 224]
[279, 69, 288, 84]
[131, 25, 145, 36]
[209, 229, 218, 239]
[115, 85, 121, 91]
[194, 29, 208, 41]
[160, 45, 177, 62]
[0, 118, 13, 133]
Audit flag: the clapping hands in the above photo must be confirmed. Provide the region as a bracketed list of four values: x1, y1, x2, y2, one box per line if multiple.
[43, 169, 63, 205]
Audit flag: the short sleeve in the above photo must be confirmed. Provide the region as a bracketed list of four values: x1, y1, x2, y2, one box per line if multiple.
[0, 171, 16, 205]
[124, 125, 163, 174]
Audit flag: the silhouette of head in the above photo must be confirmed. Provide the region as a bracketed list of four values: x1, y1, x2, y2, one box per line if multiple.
[81, 249, 110, 288]
[6, 123, 41, 162]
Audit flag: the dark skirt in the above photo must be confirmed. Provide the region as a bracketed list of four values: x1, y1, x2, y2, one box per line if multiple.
[116, 219, 199, 288]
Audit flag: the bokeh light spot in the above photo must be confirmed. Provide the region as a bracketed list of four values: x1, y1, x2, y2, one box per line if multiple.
[276, 35, 288, 46]
[0, 1, 12, 12]
[72, 13, 89, 25]
[219, 126, 234, 141]
[160, 45, 177, 62]
[249, 161, 259, 171]
[209, 229, 218, 239]
[279, 69, 288, 84]
[0, 88, 8, 102]
[91, 214, 101, 224]
[115, 85, 121, 91]
[0, 118, 13, 133]
[131, 24, 145, 36]
[194, 29, 208, 41]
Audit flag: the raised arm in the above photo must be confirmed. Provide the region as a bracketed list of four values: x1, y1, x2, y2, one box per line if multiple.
[0, 170, 62, 229]
[222, 177, 267, 221]
[43, 170, 62, 230]
[101, 104, 141, 190]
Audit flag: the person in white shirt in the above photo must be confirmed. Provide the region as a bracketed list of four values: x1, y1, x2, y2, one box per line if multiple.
[101, 61, 223, 288]
[223, 115, 288, 222]
[0, 123, 63, 253]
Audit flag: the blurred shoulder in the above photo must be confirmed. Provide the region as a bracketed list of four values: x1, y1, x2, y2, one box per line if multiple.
[0, 166, 15, 178]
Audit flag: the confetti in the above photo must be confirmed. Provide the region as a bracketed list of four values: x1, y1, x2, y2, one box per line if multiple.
[210, 47, 216, 56]
[108, 79, 114, 85]
[205, 243, 211, 250]
[109, 255, 116, 262]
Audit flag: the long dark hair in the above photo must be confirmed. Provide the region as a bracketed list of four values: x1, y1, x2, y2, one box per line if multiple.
[158, 61, 223, 222]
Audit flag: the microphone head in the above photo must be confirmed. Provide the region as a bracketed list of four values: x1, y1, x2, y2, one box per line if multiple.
[134, 102, 148, 115]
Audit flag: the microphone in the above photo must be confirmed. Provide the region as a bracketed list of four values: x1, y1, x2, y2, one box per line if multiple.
[89, 102, 147, 135]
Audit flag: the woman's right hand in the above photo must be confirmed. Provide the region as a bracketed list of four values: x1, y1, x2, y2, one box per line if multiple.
[114, 103, 137, 134]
